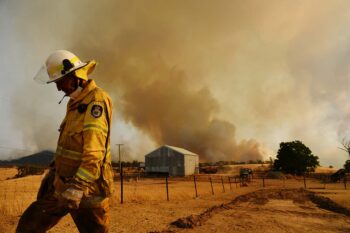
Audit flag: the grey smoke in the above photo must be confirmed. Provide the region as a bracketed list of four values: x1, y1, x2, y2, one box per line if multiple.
[2, 1, 350, 166]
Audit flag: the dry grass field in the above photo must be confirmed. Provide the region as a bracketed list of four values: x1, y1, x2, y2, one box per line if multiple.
[0, 167, 18, 181]
[314, 166, 338, 173]
[0, 167, 349, 233]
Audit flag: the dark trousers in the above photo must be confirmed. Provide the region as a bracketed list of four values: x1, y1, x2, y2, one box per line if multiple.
[16, 197, 110, 233]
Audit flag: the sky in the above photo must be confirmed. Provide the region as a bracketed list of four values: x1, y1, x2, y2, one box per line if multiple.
[1, 0, 350, 167]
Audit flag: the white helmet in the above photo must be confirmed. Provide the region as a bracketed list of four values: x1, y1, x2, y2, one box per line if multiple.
[34, 50, 96, 84]
[46, 50, 88, 83]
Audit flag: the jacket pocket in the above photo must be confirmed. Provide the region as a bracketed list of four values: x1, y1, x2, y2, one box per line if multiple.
[66, 120, 84, 134]
[65, 120, 84, 150]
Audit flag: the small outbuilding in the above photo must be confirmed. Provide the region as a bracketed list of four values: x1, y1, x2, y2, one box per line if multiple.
[145, 145, 199, 176]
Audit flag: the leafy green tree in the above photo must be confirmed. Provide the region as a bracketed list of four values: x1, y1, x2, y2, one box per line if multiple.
[274, 140, 319, 175]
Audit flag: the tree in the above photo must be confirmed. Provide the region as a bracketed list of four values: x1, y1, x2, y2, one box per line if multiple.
[338, 138, 350, 157]
[338, 139, 350, 173]
[274, 140, 319, 175]
[344, 160, 350, 173]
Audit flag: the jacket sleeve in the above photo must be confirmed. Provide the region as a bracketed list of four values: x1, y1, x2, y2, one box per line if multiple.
[75, 101, 109, 184]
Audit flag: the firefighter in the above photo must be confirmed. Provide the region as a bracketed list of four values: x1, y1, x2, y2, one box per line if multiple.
[16, 50, 114, 233]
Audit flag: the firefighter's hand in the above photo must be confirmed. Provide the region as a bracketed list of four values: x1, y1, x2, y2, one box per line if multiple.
[59, 188, 83, 209]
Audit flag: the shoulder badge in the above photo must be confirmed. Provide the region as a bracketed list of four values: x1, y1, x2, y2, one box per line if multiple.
[91, 105, 103, 118]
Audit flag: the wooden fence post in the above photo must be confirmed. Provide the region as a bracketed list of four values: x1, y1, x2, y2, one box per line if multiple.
[228, 177, 232, 191]
[193, 175, 198, 198]
[344, 176, 347, 190]
[303, 175, 307, 189]
[166, 175, 169, 201]
[120, 163, 124, 204]
[221, 176, 225, 193]
[262, 177, 265, 187]
[235, 177, 238, 188]
[209, 176, 214, 195]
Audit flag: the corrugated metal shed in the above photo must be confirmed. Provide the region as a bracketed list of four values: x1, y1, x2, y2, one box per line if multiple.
[145, 145, 199, 176]
[164, 145, 198, 156]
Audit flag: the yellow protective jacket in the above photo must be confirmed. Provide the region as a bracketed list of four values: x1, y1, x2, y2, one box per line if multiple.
[53, 79, 114, 205]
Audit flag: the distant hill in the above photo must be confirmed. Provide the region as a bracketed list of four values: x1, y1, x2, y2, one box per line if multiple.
[0, 150, 54, 167]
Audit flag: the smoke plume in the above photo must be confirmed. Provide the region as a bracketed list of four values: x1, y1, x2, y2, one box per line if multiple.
[5, 1, 350, 166]
[73, 28, 264, 161]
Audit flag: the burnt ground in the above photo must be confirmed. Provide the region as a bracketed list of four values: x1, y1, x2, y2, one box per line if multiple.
[163, 188, 350, 233]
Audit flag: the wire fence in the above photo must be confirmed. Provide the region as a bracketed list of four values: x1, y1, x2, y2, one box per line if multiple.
[112, 174, 242, 203]
[0, 167, 349, 217]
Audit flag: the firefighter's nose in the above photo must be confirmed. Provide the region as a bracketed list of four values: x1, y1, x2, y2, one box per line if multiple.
[56, 82, 62, 91]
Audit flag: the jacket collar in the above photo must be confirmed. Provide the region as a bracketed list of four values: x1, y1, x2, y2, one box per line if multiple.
[68, 79, 96, 109]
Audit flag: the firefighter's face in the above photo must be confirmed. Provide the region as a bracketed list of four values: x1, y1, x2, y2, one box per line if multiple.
[55, 75, 76, 95]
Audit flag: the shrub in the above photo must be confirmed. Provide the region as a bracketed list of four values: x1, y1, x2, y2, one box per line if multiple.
[266, 171, 286, 179]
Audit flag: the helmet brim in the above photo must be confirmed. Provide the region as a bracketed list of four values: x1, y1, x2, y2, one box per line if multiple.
[46, 62, 89, 84]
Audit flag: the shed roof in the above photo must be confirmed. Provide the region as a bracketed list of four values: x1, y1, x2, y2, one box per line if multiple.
[145, 145, 198, 157]
[164, 145, 198, 156]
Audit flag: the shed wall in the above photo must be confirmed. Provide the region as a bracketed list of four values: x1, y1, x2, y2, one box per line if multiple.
[184, 154, 199, 176]
[145, 146, 198, 176]
[145, 147, 185, 176]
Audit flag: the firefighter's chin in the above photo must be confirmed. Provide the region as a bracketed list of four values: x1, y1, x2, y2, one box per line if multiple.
[60, 87, 75, 97]
[69, 86, 83, 100]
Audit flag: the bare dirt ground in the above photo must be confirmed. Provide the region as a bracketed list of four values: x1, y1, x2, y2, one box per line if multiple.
[1, 168, 349, 233]
[168, 188, 350, 233]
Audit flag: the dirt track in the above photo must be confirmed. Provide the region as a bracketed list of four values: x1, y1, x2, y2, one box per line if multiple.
[50, 188, 350, 233]
[167, 188, 350, 233]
